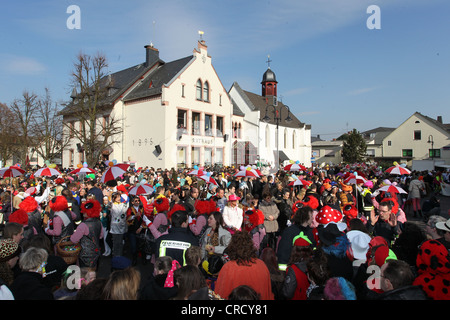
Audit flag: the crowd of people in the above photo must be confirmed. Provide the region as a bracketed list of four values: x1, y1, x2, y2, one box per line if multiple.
[0, 161, 449, 301]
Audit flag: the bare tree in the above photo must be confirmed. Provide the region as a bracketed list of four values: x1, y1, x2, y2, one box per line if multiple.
[0, 103, 20, 165]
[30, 88, 70, 164]
[62, 52, 123, 167]
[9, 91, 39, 164]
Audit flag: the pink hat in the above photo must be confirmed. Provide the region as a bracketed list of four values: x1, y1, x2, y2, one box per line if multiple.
[228, 194, 241, 201]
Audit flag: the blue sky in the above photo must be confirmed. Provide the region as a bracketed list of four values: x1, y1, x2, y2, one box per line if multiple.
[1, 0, 449, 139]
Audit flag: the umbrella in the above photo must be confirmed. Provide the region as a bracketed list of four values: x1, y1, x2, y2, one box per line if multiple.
[288, 179, 312, 187]
[0, 165, 25, 178]
[25, 187, 37, 196]
[344, 173, 367, 185]
[198, 174, 218, 186]
[128, 183, 154, 196]
[69, 167, 97, 175]
[233, 168, 260, 178]
[34, 167, 61, 177]
[100, 163, 130, 183]
[0, 165, 25, 212]
[187, 169, 205, 176]
[385, 165, 411, 175]
[284, 163, 307, 172]
[376, 185, 408, 194]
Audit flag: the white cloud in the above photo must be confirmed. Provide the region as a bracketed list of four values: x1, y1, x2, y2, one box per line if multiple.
[0, 55, 46, 75]
[347, 87, 377, 96]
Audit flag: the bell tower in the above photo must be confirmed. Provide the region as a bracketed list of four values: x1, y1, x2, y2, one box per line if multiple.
[261, 55, 277, 97]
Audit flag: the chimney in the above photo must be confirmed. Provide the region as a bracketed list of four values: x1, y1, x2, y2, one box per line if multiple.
[144, 44, 159, 67]
[437, 116, 443, 124]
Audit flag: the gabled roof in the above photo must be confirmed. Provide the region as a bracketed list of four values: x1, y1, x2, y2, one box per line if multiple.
[60, 52, 194, 115]
[230, 82, 307, 129]
[123, 55, 194, 102]
[60, 62, 155, 115]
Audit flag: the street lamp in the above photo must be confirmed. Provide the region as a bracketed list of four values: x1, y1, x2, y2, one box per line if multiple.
[262, 103, 293, 170]
[427, 135, 434, 160]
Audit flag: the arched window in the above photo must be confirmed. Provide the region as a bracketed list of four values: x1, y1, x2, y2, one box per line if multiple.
[196, 79, 202, 100]
[203, 81, 210, 102]
[284, 129, 288, 149]
[292, 131, 296, 149]
[238, 123, 242, 139]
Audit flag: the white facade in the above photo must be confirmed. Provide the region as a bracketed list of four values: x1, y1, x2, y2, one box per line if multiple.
[229, 81, 312, 169]
[62, 41, 234, 169]
[382, 112, 450, 164]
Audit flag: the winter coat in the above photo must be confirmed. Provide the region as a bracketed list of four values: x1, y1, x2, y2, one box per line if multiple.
[200, 225, 232, 260]
[259, 199, 280, 233]
[375, 285, 429, 300]
[10, 272, 54, 300]
[409, 179, 425, 199]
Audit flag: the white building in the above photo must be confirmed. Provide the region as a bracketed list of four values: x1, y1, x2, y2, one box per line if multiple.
[228, 67, 312, 169]
[382, 112, 450, 165]
[61, 40, 235, 169]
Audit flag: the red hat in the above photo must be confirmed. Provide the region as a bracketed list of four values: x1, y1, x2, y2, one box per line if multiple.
[8, 209, 29, 225]
[49, 196, 68, 212]
[19, 196, 38, 213]
[292, 195, 319, 213]
[244, 209, 264, 232]
[167, 203, 187, 220]
[292, 231, 313, 247]
[81, 199, 101, 218]
[315, 205, 342, 225]
[154, 197, 170, 213]
[343, 204, 358, 220]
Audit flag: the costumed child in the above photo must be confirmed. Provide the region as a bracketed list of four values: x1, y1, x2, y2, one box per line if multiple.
[243, 194, 266, 251]
[70, 199, 103, 268]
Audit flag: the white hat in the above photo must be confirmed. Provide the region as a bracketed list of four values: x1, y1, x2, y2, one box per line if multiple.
[346, 230, 372, 260]
[436, 219, 450, 233]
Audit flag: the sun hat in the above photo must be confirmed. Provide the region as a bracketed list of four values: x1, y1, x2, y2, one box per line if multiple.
[436, 218, 450, 233]
[346, 230, 371, 260]
[228, 194, 240, 201]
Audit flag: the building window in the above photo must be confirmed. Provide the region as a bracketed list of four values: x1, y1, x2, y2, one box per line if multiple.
[284, 129, 288, 149]
[205, 114, 213, 136]
[215, 148, 223, 165]
[69, 121, 75, 138]
[219, 94, 222, 106]
[177, 146, 186, 168]
[204, 148, 213, 166]
[181, 84, 185, 98]
[429, 149, 441, 158]
[216, 116, 224, 137]
[203, 81, 210, 102]
[191, 147, 200, 166]
[402, 149, 413, 157]
[196, 80, 202, 100]
[192, 112, 201, 135]
[414, 130, 421, 140]
[238, 123, 241, 139]
[292, 131, 296, 149]
[69, 149, 74, 167]
[387, 140, 392, 146]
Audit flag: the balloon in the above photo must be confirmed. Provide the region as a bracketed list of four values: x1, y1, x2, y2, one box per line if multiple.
[296, 160, 300, 164]
[112, 159, 117, 165]
[194, 165, 198, 170]
[49, 163, 57, 168]
[83, 162, 88, 168]
[289, 160, 294, 164]
[246, 167, 251, 170]
[240, 166, 245, 170]
[393, 161, 398, 166]
[77, 163, 83, 168]
[15, 163, 21, 167]
[108, 162, 114, 167]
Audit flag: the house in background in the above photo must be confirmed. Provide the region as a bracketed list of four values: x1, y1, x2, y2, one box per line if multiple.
[361, 127, 395, 161]
[381, 112, 450, 165]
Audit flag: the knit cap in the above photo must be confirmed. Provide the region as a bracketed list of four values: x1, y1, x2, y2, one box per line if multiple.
[0, 239, 22, 262]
